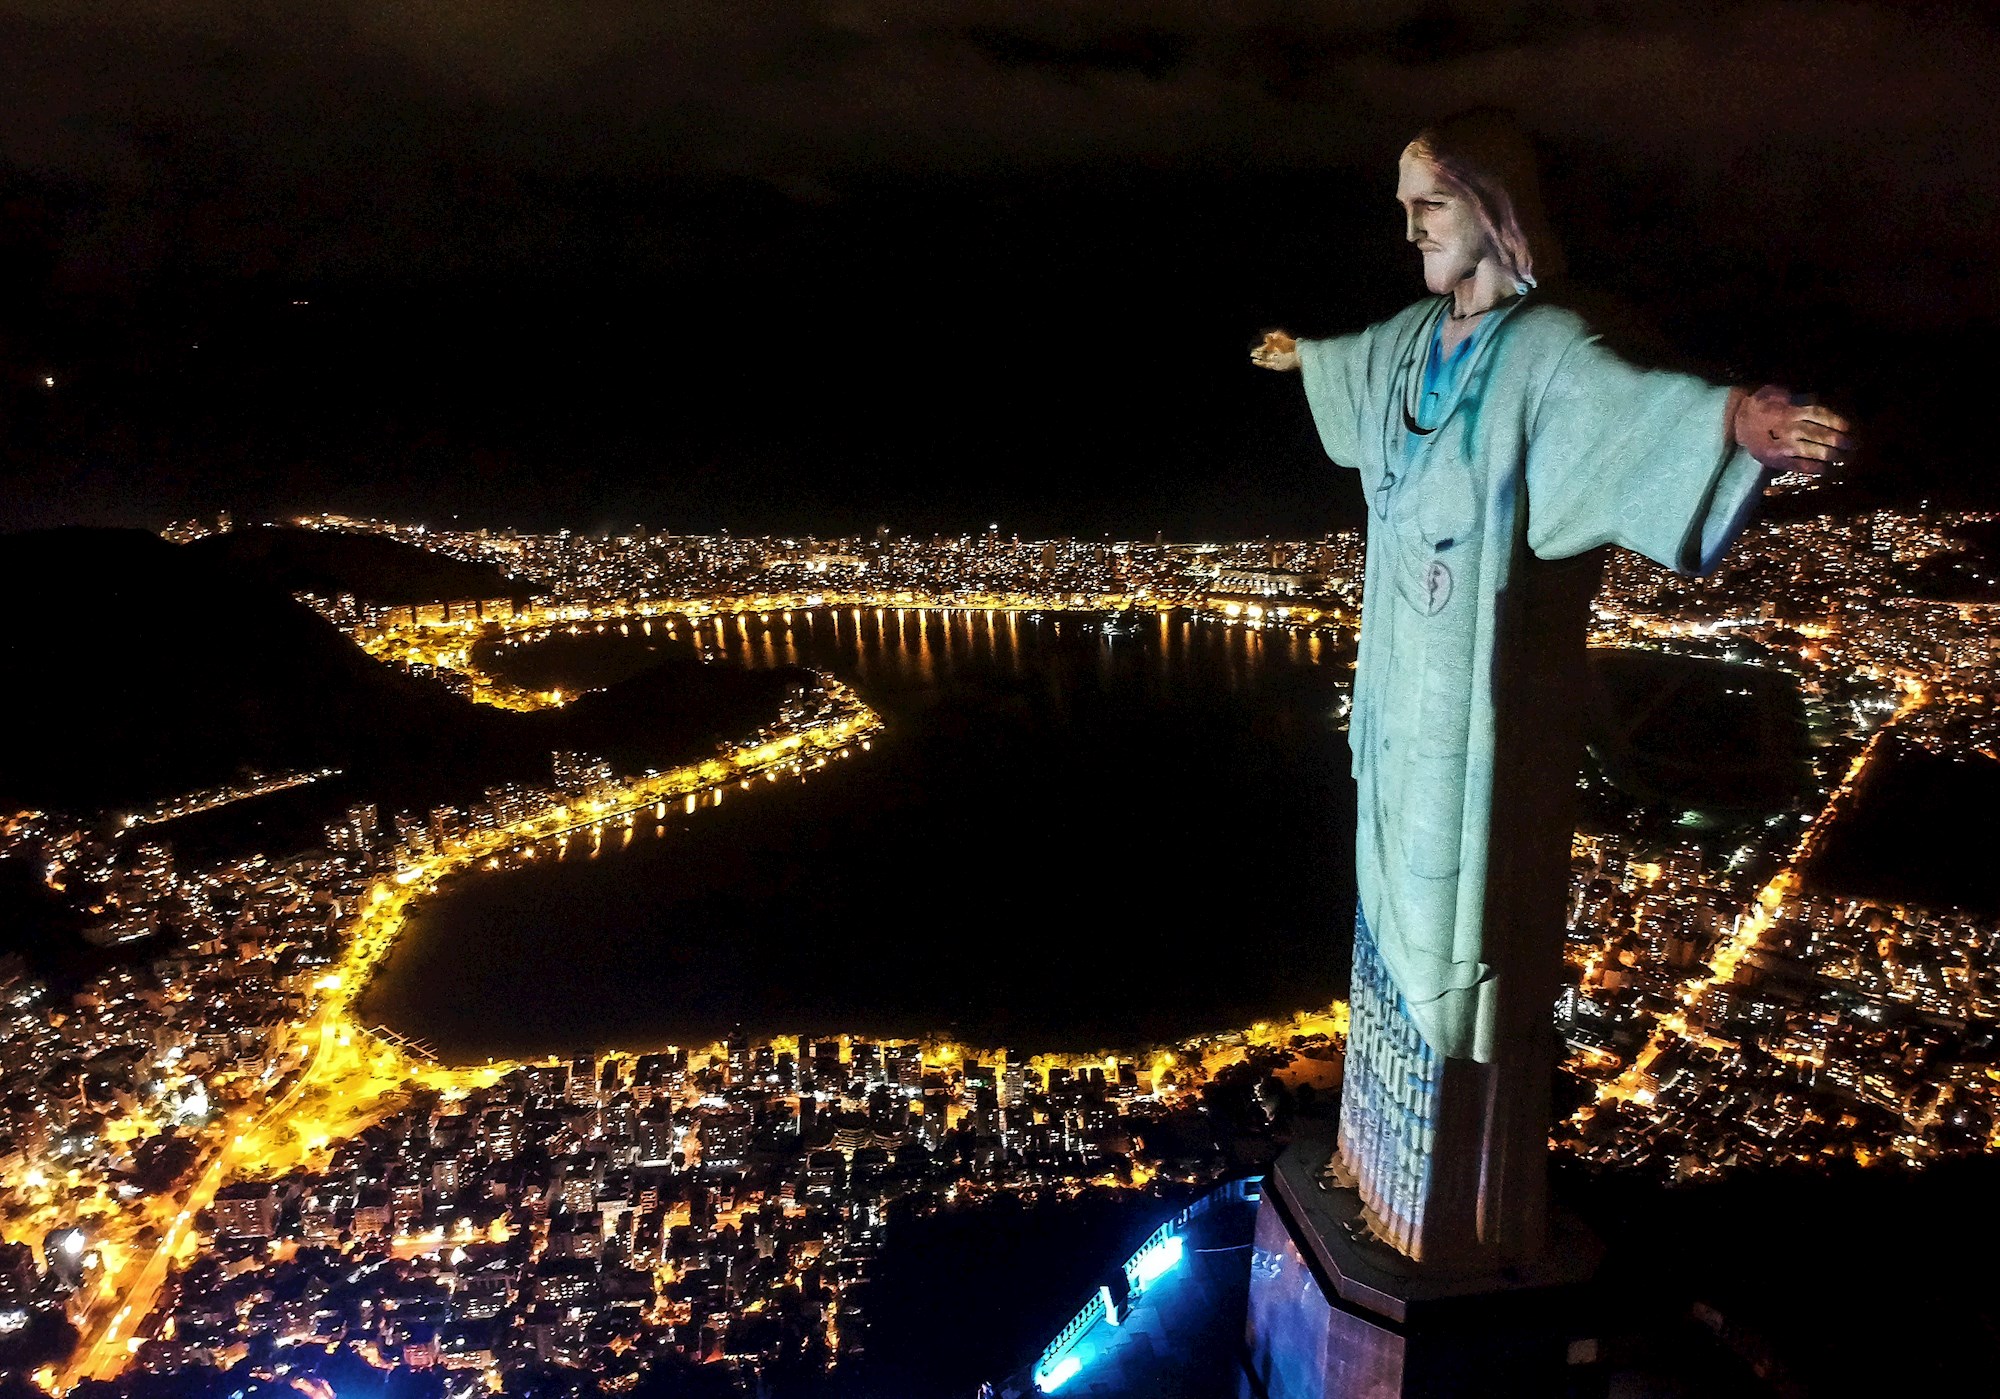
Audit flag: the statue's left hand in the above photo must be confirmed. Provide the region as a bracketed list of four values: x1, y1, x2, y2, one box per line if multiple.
[1251, 330, 1300, 372]
[1733, 386, 1854, 475]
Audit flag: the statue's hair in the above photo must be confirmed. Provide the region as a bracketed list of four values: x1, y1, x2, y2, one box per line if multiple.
[1406, 108, 1564, 292]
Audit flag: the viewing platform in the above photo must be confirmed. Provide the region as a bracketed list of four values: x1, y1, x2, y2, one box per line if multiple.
[998, 1178, 1260, 1398]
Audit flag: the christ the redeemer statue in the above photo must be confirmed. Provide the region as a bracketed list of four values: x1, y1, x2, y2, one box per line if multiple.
[1253, 111, 1850, 1267]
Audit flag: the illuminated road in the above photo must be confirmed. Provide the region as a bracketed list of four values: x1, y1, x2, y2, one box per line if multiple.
[46, 684, 884, 1392]
[1578, 678, 1928, 1119]
[59, 1014, 337, 1385]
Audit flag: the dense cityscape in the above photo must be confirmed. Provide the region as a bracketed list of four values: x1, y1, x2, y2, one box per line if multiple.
[1, 504, 1996, 1396]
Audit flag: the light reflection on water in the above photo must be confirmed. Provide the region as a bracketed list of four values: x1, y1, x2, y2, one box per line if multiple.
[365, 609, 1359, 1061]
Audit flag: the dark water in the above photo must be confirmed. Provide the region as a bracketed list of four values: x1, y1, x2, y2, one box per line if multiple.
[360, 609, 1358, 1059]
[1806, 742, 2000, 917]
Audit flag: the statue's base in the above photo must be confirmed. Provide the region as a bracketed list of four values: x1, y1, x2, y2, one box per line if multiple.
[1241, 1139, 1604, 1399]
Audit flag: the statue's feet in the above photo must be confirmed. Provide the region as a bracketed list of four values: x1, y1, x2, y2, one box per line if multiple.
[1317, 1150, 1358, 1192]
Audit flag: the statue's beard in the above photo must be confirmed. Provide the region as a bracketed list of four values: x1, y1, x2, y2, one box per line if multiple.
[1422, 250, 1489, 297]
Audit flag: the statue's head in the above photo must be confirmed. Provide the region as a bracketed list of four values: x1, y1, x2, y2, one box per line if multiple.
[1398, 108, 1561, 296]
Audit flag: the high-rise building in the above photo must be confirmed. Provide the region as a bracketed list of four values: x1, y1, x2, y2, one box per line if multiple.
[1002, 1061, 1029, 1108]
[813, 1038, 844, 1084]
[566, 1058, 598, 1106]
[635, 1117, 677, 1169]
[803, 1150, 844, 1199]
[211, 1183, 278, 1240]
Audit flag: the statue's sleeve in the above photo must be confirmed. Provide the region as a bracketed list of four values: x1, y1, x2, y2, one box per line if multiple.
[1297, 327, 1381, 473]
[1523, 332, 1765, 574]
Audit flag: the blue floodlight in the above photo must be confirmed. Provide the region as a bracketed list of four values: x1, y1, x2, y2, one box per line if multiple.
[1036, 1355, 1083, 1393]
[1130, 1234, 1184, 1288]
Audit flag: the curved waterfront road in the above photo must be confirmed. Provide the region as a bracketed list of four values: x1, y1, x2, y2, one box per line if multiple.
[50, 686, 883, 1391]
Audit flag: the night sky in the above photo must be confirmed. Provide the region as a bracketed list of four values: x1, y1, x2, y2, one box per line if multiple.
[2, 1, 1995, 539]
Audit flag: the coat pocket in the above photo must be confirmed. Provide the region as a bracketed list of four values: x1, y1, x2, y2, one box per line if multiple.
[1388, 571, 1478, 885]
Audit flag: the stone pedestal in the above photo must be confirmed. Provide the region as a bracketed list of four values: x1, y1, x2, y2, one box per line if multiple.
[1241, 1138, 1603, 1399]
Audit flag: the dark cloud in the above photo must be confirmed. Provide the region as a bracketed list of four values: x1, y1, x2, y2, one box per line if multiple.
[0, 1, 1992, 532]
[3, 3, 1994, 279]
[964, 23, 1196, 83]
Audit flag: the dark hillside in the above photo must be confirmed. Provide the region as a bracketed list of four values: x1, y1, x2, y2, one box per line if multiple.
[0, 526, 503, 810]
[1570, 1153, 2000, 1397]
[0, 529, 796, 821]
[184, 524, 542, 605]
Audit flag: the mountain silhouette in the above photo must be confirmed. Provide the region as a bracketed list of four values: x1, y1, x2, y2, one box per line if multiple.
[184, 523, 542, 606]
[0, 528, 796, 821]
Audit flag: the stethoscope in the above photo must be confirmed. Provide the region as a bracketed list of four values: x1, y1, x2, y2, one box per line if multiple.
[1379, 296, 1513, 519]
[1377, 301, 1454, 517]
[1398, 293, 1524, 436]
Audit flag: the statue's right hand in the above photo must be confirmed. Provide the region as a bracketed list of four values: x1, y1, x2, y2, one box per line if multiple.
[1732, 385, 1854, 475]
[1251, 330, 1300, 372]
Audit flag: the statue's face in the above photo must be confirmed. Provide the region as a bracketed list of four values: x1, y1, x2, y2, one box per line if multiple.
[1397, 151, 1488, 296]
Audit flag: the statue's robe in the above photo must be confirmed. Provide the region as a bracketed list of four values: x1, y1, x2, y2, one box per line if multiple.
[1304, 294, 1760, 1061]
[1300, 295, 1762, 1260]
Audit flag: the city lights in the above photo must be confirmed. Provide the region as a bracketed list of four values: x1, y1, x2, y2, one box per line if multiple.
[0, 506, 1993, 1394]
